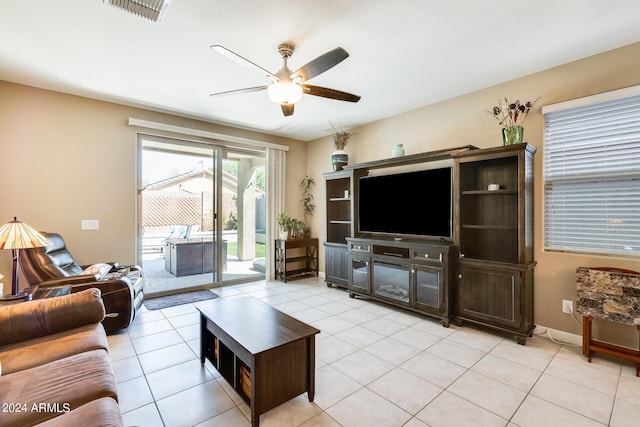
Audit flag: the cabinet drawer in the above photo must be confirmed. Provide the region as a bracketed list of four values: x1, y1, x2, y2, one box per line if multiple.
[412, 248, 444, 263]
[350, 242, 370, 253]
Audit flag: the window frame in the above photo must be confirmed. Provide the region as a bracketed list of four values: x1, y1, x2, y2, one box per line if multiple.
[542, 85, 640, 258]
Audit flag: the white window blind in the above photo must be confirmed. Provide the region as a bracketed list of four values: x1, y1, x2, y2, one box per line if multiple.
[543, 92, 640, 257]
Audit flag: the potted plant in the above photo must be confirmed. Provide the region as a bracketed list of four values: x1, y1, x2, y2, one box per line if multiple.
[329, 123, 354, 171]
[300, 175, 315, 236]
[277, 212, 292, 240]
[290, 218, 306, 239]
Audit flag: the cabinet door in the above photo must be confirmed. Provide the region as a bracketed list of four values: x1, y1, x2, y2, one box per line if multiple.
[349, 255, 371, 294]
[325, 245, 349, 287]
[412, 264, 444, 313]
[457, 264, 521, 329]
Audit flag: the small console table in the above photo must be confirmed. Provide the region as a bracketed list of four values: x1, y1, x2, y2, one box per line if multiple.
[576, 267, 640, 376]
[274, 238, 319, 282]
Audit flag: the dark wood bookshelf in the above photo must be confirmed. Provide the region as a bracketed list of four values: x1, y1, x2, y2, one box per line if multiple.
[453, 143, 537, 344]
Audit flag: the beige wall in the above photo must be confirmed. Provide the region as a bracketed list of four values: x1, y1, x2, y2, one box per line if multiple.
[307, 42, 640, 346]
[0, 81, 307, 291]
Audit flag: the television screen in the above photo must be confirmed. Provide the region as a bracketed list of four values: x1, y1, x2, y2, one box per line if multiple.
[358, 167, 452, 238]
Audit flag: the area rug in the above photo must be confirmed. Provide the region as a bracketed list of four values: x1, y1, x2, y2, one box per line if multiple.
[143, 290, 219, 310]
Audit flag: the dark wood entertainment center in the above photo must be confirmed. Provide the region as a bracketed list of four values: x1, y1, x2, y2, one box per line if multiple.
[323, 143, 537, 344]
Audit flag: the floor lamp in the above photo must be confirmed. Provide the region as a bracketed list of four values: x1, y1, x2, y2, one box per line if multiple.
[0, 217, 52, 295]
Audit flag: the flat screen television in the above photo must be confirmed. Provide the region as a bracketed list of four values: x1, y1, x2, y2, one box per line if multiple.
[358, 167, 452, 238]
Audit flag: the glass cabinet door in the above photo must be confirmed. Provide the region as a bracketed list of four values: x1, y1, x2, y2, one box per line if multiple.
[413, 264, 443, 312]
[349, 256, 370, 294]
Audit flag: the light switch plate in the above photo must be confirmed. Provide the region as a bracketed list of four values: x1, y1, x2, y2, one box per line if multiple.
[81, 220, 99, 230]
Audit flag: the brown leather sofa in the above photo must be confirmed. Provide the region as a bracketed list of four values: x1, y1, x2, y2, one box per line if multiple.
[0, 289, 123, 426]
[18, 232, 144, 332]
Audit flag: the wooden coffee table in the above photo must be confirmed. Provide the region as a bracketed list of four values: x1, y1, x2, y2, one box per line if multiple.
[198, 296, 320, 427]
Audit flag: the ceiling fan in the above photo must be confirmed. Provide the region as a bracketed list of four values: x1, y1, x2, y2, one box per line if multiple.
[210, 43, 361, 116]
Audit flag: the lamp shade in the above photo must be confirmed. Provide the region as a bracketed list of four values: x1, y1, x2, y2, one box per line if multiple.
[0, 217, 51, 296]
[0, 217, 52, 249]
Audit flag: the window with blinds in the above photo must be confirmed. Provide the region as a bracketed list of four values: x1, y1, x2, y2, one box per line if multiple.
[543, 89, 640, 257]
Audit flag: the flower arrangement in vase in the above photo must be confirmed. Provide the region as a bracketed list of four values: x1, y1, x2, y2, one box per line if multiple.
[329, 123, 355, 171]
[488, 97, 539, 145]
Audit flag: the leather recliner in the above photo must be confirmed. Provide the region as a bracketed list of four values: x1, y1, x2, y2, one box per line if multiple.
[18, 232, 144, 332]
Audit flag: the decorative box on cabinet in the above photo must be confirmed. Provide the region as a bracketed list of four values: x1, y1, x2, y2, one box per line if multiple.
[453, 143, 536, 344]
[346, 236, 456, 327]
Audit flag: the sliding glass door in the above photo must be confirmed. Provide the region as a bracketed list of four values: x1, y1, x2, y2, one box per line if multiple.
[137, 135, 265, 296]
[220, 151, 266, 282]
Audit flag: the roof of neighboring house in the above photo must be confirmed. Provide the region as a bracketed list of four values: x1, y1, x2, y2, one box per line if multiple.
[143, 168, 236, 193]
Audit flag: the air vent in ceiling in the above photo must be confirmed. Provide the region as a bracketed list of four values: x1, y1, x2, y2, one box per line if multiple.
[103, 0, 169, 22]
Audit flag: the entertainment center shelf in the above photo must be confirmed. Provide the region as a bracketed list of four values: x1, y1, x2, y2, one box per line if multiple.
[461, 189, 518, 195]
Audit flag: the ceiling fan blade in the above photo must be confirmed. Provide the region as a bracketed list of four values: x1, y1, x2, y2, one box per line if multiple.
[302, 84, 361, 103]
[290, 47, 349, 82]
[209, 86, 267, 97]
[281, 103, 295, 116]
[211, 45, 278, 82]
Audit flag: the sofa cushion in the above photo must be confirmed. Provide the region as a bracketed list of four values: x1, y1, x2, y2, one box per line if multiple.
[36, 397, 123, 427]
[0, 349, 117, 427]
[0, 323, 108, 375]
[0, 288, 105, 346]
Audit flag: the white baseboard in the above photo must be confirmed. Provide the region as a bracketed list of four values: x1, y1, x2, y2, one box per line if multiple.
[534, 325, 582, 346]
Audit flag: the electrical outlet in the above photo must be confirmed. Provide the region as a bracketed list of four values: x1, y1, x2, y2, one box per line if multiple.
[562, 299, 573, 314]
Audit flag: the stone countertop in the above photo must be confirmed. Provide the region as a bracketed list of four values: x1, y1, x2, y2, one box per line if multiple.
[576, 267, 640, 326]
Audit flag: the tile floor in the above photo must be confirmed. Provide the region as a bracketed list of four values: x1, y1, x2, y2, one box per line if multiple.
[107, 277, 640, 427]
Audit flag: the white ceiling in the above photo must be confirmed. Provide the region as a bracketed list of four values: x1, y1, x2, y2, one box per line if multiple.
[2, 0, 640, 141]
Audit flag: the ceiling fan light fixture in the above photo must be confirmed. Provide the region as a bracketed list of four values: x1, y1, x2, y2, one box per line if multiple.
[103, 0, 170, 22]
[267, 81, 303, 105]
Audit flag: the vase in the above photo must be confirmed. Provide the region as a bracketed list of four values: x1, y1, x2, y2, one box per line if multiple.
[331, 150, 348, 171]
[502, 125, 524, 146]
[391, 144, 405, 157]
